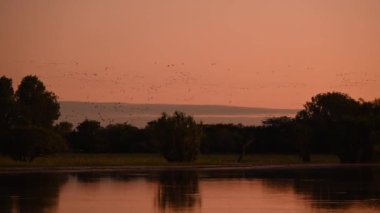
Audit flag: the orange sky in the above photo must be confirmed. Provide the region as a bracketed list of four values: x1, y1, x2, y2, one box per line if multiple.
[1, 0, 379, 108]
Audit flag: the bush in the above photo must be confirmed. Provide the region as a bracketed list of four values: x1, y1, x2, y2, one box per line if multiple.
[69, 120, 106, 152]
[104, 123, 150, 153]
[201, 124, 245, 154]
[5, 127, 67, 162]
[148, 112, 202, 162]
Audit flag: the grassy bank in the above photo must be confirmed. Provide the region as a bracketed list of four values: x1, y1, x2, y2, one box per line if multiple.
[0, 154, 340, 168]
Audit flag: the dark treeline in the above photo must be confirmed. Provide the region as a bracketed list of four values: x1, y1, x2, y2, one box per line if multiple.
[1, 75, 380, 163]
[0, 75, 66, 161]
[63, 120, 152, 153]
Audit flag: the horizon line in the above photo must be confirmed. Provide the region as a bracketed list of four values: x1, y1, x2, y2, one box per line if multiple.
[59, 100, 301, 111]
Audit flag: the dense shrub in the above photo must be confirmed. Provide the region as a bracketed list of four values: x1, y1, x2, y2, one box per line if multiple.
[104, 123, 151, 153]
[201, 124, 246, 154]
[5, 127, 67, 161]
[69, 120, 106, 152]
[147, 112, 202, 162]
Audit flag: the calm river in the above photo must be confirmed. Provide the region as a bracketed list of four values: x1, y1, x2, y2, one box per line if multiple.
[1, 166, 380, 213]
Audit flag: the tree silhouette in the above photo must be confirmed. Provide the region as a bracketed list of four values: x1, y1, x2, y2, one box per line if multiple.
[0, 75, 68, 161]
[296, 92, 374, 163]
[54, 121, 74, 136]
[296, 92, 360, 122]
[0, 76, 15, 154]
[0, 76, 15, 130]
[148, 112, 202, 162]
[259, 117, 297, 154]
[71, 119, 106, 152]
[201, 124, 246, 154]
[15, 75, 60, 127]
[293, 122, 312, 162]
[5, 126, 67, 161]
[104, 123, 149, 153]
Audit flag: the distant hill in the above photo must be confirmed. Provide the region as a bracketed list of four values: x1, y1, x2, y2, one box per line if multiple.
[58, 101, 299, 128]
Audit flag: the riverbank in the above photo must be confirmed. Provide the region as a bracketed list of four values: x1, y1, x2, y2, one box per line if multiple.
[0, 153, 352, 173]
[2, 153, 379, 174]
[2, 162, 380, 174]
[0, 153, 339, 167]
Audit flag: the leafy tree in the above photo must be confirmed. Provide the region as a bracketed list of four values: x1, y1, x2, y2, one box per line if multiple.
[5, 127, 67, 162]
[296, 92, 360, 122]
[0, 76, 15, 153]
[263, 116, 294, 127]
[15, 75, 60, 127]
[296, 92, 373, 163]
[53, 121, 74, 148]
[54, 121, 74, 136]
[369, 99, 380, 155]
[0, 75, 68, 162]
[104, 123, 150, 153]
[293, 122, 312, 162]
[0, 76, 15, 129]
[70, 120, 106, 152]
[147, 112, 202, 162]
[201, 124, 246, 154]
[259, 116, 297, 154]
[202, 124, 257, 162]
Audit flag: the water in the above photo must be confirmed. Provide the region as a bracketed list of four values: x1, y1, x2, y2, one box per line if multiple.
[1, 166, 380, 213]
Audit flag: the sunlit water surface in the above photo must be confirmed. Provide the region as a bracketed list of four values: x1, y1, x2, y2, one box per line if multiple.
[1, 166, 380, 213]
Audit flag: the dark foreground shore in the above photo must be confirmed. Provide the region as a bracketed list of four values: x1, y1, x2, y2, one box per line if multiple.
[1, 163, 380, 174]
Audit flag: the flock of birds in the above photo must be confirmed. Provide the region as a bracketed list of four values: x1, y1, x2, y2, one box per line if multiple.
[335, 71, 377, 89]
[24, 59, 379, 95]
[10, 59, 378, 126]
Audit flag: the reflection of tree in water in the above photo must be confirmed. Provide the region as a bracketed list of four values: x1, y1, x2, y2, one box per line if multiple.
[0, 173, 68, 213]
[72, 172, 138, 184]
[245, 167, 380, 210]
[293, 167, 380, 209]
[156, 170, 201, 212]
[73, 172, 110, 183]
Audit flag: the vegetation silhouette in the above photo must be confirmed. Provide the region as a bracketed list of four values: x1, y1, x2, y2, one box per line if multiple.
[296, 92, 379, 163]
[5, 126, 67, 162]
[0, 75, 66, 161]
[69, 119, 106, 153]
[15, 75, 60, 127]
[147, 112, 202, 162]
[68, 120, 150, 153]
[103, 123, 150, 153]
[0, 76, 14, 131]
[201, 124, 247, 154]
[54, 121, 74, 137]
[1, 75, 380, 164]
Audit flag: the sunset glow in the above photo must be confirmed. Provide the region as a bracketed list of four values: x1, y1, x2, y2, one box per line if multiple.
[1, 0, 379, 108]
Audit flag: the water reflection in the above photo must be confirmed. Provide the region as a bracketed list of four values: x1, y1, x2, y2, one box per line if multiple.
[156, 171, 201, 212]
[0, 167, 379, 212]
[240, 167, 380, 210]
[0, 174, 68, 213]
[293, 167, 380, 209]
